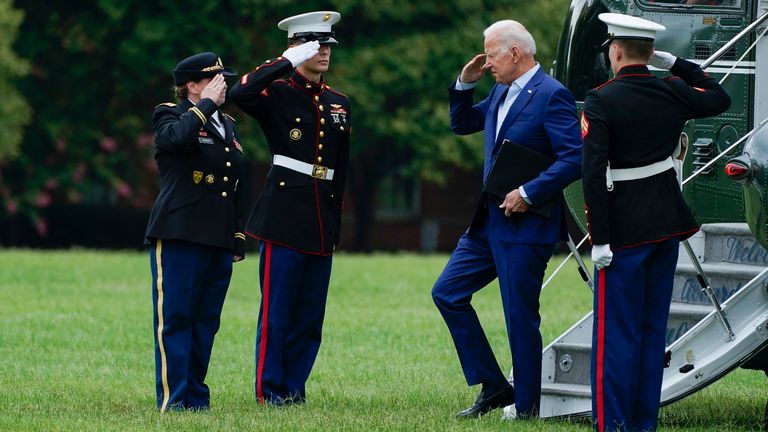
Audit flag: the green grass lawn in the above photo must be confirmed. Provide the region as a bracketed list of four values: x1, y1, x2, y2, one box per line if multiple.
[0, 250, 764, 431]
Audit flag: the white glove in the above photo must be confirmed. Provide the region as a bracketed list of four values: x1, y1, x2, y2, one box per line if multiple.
[648, 50, 676, 70]
[592, 244, 613, 270]
[282, 41, 320, 68]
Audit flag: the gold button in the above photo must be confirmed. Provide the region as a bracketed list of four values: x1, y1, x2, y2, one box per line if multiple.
[224, 176, 229, 182]
[318, 105, 324, 111]
[221, 192, 228, 197]
[225, 147, 230, 152]
[305, 84, 311, 89]
[317, 156, 323, 163]
[314, 95, 320, 102]
[320, 118, 326, 125]
[340, 126, 345, 131]
[279, 181, 286, 187]
[226, 162, 231, 167]
[295, 117, 301, 123]
[319, 131, 325, 138]
[318, 144, 324, 150]
[266, 59, 271, 63]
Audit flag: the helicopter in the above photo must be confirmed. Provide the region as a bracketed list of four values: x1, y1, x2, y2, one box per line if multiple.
[516, 0, 768, 427]
[555, 0, 766, 237]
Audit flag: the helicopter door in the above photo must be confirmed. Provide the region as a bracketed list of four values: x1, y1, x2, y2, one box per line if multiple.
[756, 0, 768, 129]
[634, 0, 753, 224]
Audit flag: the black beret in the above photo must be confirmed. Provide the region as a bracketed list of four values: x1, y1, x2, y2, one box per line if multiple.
[173, 52, 237, 86]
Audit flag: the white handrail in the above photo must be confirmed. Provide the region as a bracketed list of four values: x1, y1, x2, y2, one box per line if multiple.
[718, 24, 768, 85]
[548, 14, 768, 290]
[701, 11, 768, 69]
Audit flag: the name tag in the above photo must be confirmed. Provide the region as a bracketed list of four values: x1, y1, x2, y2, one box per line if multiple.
[198, 137, 214, 144]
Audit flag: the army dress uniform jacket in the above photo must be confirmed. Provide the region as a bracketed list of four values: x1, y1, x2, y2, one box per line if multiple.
[229, 58, 350, 255]
[582, 59, 731, 249]
[145, 98, 246, 255]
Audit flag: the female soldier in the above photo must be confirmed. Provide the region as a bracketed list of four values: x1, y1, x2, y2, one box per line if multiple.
[145, 52, 246, 412]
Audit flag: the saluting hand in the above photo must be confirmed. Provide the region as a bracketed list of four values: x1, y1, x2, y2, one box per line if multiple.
[201, 74, 227, 106]
[282, 40, 321, 68]
[648, 50, 677, 71]
[460, 54, 488, 84]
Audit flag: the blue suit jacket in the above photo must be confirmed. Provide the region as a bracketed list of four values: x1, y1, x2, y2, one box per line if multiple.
[449, 67, 582, 244]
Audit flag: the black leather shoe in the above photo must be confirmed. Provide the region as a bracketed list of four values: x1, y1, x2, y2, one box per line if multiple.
[456, 383, 515, 418]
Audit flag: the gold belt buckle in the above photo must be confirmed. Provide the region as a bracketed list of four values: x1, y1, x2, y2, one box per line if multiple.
[312, 164, 328, 179]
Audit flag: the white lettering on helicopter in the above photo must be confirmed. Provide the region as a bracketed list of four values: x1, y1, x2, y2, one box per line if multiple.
[676, 277, 740, 304]
[725, 236, 768, 265]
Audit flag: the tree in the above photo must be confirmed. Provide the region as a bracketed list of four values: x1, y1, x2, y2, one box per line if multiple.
[4, 0, 264, 237]
[0, 0, 31, 215]
[330, 0, 572, 249]
[4, 0, 571, 247]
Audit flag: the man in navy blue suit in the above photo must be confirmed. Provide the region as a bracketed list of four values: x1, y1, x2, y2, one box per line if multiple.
[432, 19, 582, 419]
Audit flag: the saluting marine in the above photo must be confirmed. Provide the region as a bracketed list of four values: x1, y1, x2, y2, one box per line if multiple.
[145, 52, 246, 412]
[581, 14, 731, 432]
[229, 11, 350, 405]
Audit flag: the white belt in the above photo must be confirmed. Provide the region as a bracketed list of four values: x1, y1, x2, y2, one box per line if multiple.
[273, 155, 334, 180]
[606, 157, 674, 191]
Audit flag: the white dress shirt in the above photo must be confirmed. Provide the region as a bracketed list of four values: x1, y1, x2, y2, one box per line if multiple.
[455, 63, 540, 139]
[209, 111, 226, 138]
[454, 64, 541, 204]
[190, 98, 225, 138]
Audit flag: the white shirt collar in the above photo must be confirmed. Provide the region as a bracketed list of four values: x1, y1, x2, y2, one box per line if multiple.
[495, 63, 541, 139]
[190, 99, 225, 136]
[509, 63, 539, 93]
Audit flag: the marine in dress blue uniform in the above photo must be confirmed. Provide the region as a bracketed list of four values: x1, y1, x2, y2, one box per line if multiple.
[431, 20, 582, 418]
[145, 52, 246, 412]
[229, 11, 350, 405]
[582, 14, 731, 432]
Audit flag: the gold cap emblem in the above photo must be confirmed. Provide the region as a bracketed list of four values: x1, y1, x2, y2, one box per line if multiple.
[201, 57, 224, 72]
[323, 14, 331, 22]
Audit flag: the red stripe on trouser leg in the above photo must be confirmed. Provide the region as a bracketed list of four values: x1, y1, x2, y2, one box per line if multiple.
[256, 242, 272, 404]
[596, 268, 606, 432]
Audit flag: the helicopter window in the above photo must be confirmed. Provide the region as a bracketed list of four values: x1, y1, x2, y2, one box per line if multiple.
[694, 43, 711, 59]
[642, 0, 742, 7]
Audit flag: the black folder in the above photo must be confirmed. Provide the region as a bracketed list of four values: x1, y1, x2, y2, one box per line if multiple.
[483, 139, 556, 218]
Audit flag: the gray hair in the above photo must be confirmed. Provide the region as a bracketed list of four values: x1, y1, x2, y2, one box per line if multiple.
[483, 20, 537, 56]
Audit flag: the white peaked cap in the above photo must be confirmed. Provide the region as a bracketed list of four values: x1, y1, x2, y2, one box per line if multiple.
[599, 13, 665, 43]
[278, 11, 341, 39]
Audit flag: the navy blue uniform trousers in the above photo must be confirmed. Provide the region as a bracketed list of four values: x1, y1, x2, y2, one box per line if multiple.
[255, 241, 333, 403]
[431, 217, 554, 416]
[150, 239, 232, 411]
[591, 238, 679, 432]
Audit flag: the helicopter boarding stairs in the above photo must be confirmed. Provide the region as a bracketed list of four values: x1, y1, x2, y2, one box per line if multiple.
[522, 223, 768, 418]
